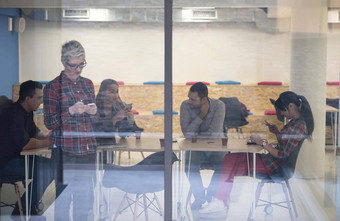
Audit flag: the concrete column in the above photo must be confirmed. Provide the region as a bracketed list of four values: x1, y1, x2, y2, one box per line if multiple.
[288, 0, 328, 179]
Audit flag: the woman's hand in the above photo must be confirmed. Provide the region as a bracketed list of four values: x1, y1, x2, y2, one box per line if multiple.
[250, 134, 263, 146]
[125, 110, 135, 123]
[268, 124, 279, 135]
[112, 110, 126, 125]
[265, 120, 280, 135]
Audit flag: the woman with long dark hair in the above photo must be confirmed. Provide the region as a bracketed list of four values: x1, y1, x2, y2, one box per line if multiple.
[94, 79, 143, 144]
[199, 91, 314, 218]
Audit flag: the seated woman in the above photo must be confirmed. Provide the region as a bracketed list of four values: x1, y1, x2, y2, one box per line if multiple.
[94, 79, 143, 145]
[199, 91, 314, 218]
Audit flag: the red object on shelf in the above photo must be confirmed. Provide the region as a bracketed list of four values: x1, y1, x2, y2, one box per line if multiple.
[258, 81, 282, 85]
[264, 110, 276, 115]
[186, 81, 210, 85]
[131, 110, 139, 115]
[117, 81, 125, 85]
[327, 81, 339, 85]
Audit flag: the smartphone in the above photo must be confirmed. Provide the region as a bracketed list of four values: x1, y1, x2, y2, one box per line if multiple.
[246, 139, 257, 145]
[264, 120, 271, 126]
[125, 103, 132, 110]
[88, 103, 95, 106]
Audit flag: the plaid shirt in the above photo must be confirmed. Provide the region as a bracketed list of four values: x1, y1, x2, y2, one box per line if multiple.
[261, 117, 308, 173]
[43, 72, 97, 155]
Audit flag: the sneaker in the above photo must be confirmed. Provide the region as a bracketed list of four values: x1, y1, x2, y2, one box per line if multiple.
[206, 193, 213, 203]
[199, 198, 227, 214]
[199, 210, 227, 219]
[191, 199, 207, 210]
[12, 214, 46, 221]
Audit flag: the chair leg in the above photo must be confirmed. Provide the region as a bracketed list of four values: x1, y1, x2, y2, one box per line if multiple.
[285, 180, 298, 217]
[0, 183, 2, 217]
[185, 189, 193, 221]
[143, 194, 149, 221]
[113, 193, 128, 221]
[153, 193, 164, 216]
[186, 189, 192, 209]
[248, 181, 265, 220]
[140, 152, 145, 159]
[267, 183, 272, 205]
[118, 151, 122, 165]
[133, 194, 139, 221]
[14, 183, 24, 221]
[281, 183, 294, 221]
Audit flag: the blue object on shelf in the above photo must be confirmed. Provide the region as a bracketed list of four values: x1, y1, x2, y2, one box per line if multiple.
[143, 81, 164, 85]
[153, 110, 178, 115]
[215, 81, 241, 85]
[34, 110, 43, 114]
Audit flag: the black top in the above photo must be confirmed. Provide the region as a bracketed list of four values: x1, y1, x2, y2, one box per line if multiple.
[92, 112, 116, 146]
[0, 102, 40, 169]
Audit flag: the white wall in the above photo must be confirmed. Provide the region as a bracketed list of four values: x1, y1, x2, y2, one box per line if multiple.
[19, 18, 339, 84]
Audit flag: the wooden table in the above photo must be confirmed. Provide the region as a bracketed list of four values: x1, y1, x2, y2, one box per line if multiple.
[96, 136, 180, 166]
[20, 147, 51, 221]
[97, 136, 180, 152]
[176, 137, 263, 221]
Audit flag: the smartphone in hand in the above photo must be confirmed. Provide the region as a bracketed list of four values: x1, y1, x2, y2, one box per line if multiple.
[125, 103, 132, 110]
[264, 120, 271, 127]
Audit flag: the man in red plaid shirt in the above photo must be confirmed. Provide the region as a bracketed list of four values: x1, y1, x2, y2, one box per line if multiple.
[43, 40, 97, 221]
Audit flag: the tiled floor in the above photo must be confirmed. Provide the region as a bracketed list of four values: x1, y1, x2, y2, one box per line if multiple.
[0, 146, 337, 221]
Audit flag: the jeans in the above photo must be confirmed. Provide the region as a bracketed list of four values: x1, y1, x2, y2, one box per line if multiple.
[54, 152, 96, 221]
[185, 151, 227, 202]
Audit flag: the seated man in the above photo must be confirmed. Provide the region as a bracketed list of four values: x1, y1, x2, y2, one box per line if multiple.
[0, 80, 53, 218]
[180, 82, 227, 210]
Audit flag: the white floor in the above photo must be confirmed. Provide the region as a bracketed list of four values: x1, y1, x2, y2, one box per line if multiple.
[0, 147, 337, 221]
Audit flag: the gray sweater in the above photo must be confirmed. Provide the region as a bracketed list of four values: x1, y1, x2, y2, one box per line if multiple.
[180, 98, 225, 138]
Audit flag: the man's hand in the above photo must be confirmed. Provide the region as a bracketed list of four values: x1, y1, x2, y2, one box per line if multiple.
[23, 138, 49, 150]
[35, 131, 50, 140]
[199, 99, 210, 120]
[69, 101, 86, 115]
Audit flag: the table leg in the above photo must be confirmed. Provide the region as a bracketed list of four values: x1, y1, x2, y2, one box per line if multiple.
[176, 151, 184, 221]
[96, 151, 100, 220]
[184, 151, 193, 221]
[29, 156, 35, 216]
[247, 153, 250, 176]
[251, 152, 256, 220]
[336, 113, 338, 147]
[335, 112, 338, 154]
[24, 155, 29, 221]
[331, 112, 336, 153]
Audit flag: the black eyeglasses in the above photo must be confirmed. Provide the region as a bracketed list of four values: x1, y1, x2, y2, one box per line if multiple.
[66, 60, 87, 70]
